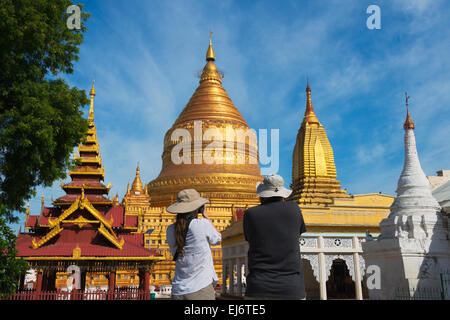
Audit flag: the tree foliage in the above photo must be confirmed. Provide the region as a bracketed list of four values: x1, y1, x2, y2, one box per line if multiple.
[0, 0, 90, 222]
[0, 217, 29, 298]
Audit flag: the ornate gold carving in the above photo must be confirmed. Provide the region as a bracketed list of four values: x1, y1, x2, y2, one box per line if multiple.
[72, 245, 81, 259]
[98, 223, 123, 250]
[63, 216, 98, 228]
[32, 224, 63, 249]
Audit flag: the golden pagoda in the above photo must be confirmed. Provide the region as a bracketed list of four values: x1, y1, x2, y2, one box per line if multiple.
[148, 37, 262, 206]
[288, 82, 394, 233]
[139, 37, 263, 286]
[123, 164, 151, 229]
[290, 82, 350, 206]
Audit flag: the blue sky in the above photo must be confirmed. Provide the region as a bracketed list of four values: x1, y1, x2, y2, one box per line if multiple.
[9, 0, 450, 232]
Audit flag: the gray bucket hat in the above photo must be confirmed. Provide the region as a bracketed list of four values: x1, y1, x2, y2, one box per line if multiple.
[166, 189, 210, 214]
[256, 174, 292, 198]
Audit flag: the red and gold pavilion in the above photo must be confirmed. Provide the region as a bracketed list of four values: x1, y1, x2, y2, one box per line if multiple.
[15, 82, 164, 294]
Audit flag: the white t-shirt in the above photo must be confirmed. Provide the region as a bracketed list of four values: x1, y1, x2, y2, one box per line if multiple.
[166, 218, 221, 295]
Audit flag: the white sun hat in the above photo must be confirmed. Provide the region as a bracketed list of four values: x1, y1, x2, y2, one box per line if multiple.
[256, 174, 292, 198]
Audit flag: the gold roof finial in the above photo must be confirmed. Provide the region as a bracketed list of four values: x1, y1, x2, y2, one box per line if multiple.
[90, 80, 96, 96]
[126, 181, 130, 195]
[302, 80, 320, 125]
[41, 193, 44, 205]
[131, 162, 144, 192]
[206, 30, 215, 61]
[25, 202, 30, 226]
[404, 92, 415, 130]
[89, 80, 95, 124]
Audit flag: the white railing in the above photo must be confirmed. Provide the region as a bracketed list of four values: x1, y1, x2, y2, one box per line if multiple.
[222, 234, 371, 299]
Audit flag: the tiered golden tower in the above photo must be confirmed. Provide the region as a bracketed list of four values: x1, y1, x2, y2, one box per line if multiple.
[286, 83, 393, 234]
[135, 38, 263, 286]
[290, 83, 351, 205]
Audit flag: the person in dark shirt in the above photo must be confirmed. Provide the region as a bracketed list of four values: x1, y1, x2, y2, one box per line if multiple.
[243, 174, 307, 300]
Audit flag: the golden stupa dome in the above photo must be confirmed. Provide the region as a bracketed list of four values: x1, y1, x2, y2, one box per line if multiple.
[148, 38, 263, 207]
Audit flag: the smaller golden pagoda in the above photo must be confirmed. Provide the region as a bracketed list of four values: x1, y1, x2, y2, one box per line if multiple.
[288, 82, 394, 233]
[290, 82, 350, 206]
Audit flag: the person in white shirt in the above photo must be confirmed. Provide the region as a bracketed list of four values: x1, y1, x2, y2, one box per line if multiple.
[166, 189, 221, 300]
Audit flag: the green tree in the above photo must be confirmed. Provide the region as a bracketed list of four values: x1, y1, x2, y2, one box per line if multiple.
[0, 217, 29, 298]
[0, 0, 90, 297]
[0, 0, 90, 223]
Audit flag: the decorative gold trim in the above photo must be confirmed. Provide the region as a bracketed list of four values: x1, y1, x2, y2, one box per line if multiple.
[63, 216, 99, 228]
[72, 245, 81, 259]
[32, 224, 63, 249]
[19, 256, 165, 261]
[48, 199, 78, 228]
[98, 223, 123, 250]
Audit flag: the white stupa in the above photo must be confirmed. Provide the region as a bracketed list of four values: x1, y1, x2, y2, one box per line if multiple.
[362, 93, 450, 299]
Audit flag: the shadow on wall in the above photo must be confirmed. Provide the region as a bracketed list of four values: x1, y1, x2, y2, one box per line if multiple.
[413, 210, 450, 300]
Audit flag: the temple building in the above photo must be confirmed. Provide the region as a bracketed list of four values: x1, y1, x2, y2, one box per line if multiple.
[15, 82, 163, 294]
[432, 180, 450, 214]
[221, 83, 395, 300]
[427, 170, 450, 191]
[362, 99, 450, 299]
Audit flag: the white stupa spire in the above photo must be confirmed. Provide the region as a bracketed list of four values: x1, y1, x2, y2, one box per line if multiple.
[388, 96, 441, 218]
[380, 93, 441, 239]
[362, 94, 450, 300]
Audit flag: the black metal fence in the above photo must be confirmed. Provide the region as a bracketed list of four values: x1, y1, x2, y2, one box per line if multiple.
[394, 271, 450, 300]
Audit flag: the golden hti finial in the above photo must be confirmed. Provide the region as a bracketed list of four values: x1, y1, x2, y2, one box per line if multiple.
[131, 163, 144, 192]
[89, 80, 95, 124]
[41, 193, 44, 206]
[404, 91, 415, 130]
[206, 30, 215, 61]
[126, 181, 130, 196]
[302, 80, 320, 125]
[25, 202, 30, 226]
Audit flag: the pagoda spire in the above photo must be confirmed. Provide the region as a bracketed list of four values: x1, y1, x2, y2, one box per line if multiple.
[54, 81, 111, 207]
[290, 82, 349, 205]
[131, 163, 144, 193]
[206, 30, 215, 61]
[387, 95, 440, 219]
[302, 80, 320, 126]
[89, 80, 96, 125]
[403, 92, 415, 130]
[199, 33, 222, 85]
